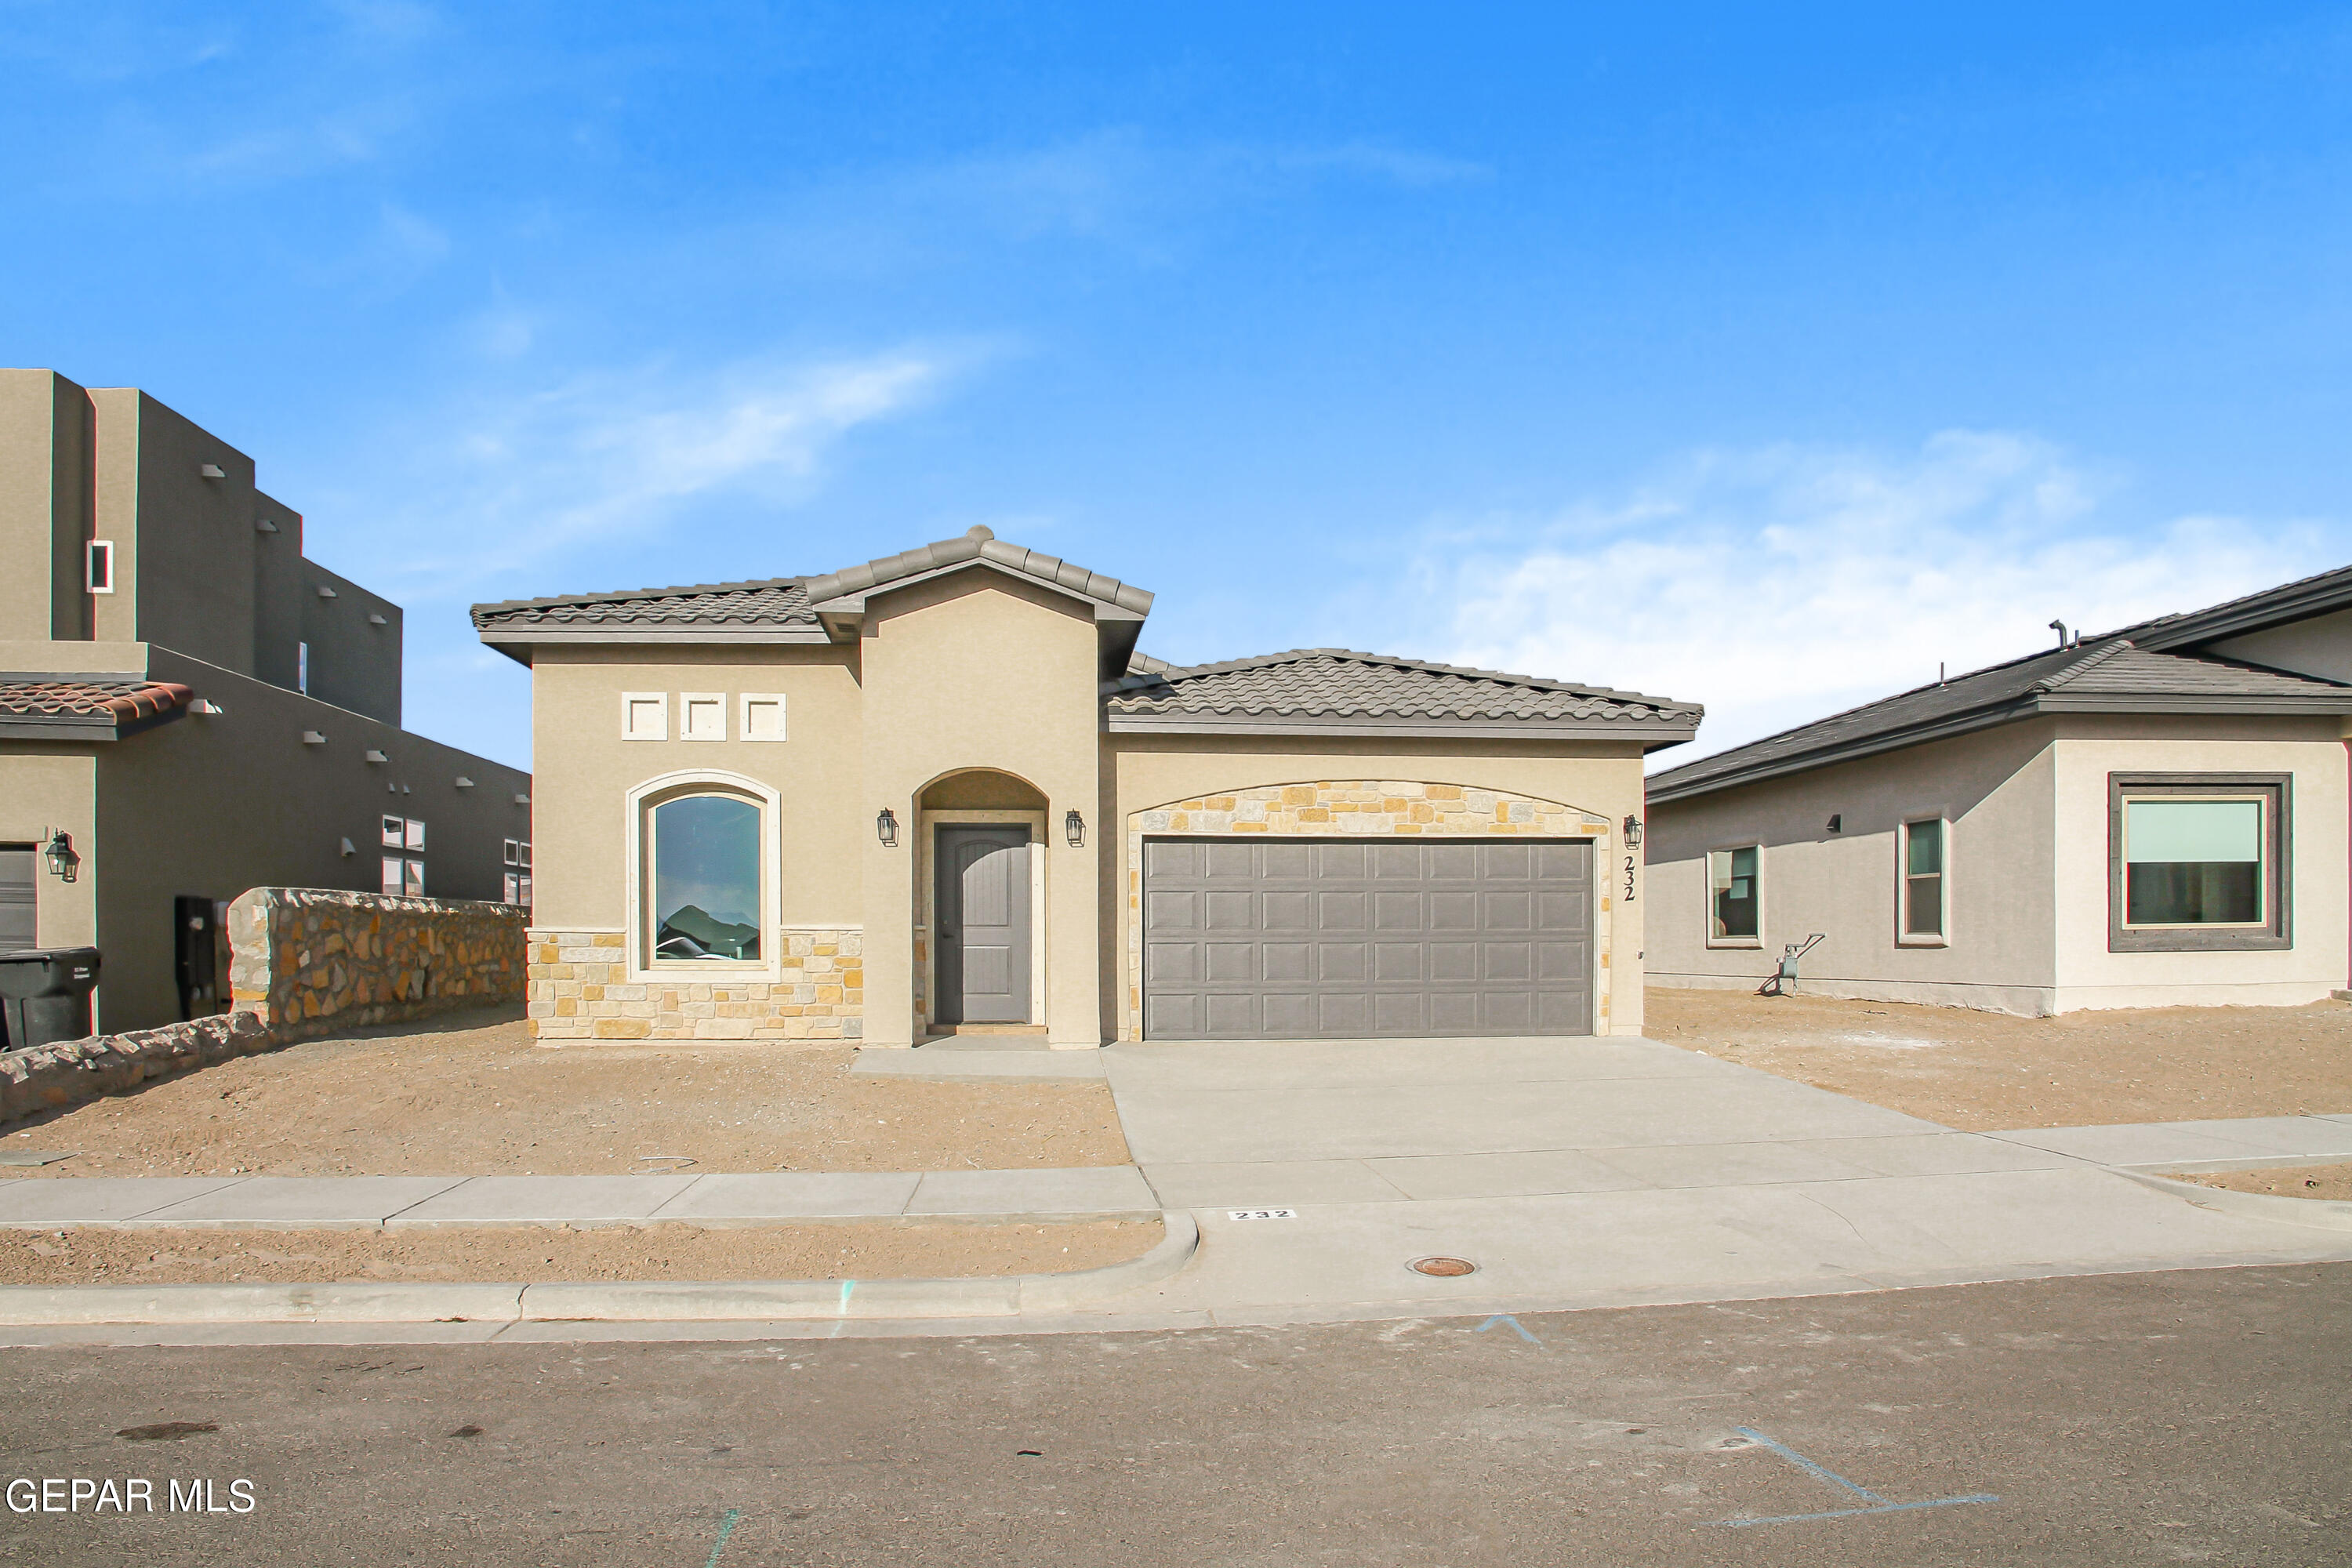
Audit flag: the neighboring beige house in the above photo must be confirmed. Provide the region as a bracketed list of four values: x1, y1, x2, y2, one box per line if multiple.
[474, 527, 1700, 1047]
[1, 368, 533, 1033]
[1644, 567, 2352, 1015]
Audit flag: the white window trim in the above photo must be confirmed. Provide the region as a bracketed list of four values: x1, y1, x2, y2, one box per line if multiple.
[621, 691, 669, 742]
[1896, 816, 1951, 948]
[1704, 843, 1765, 949]
[623, 768, 782, 982]
[678, 691, 728, 742]
[2119, 792, 2270, 931]
[381, 815, 405, 848]
[740, 692, 788, 742]
[85, 539, 115, 594]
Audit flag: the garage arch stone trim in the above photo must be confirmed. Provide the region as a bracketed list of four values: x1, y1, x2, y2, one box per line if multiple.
[1120, 779, 1619, 1041]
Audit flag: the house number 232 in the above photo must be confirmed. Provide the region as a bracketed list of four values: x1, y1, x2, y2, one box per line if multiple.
[1623, 855, 1637, 902]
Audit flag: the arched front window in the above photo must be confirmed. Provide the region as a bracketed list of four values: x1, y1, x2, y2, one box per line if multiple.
[650, 793, 763, 962]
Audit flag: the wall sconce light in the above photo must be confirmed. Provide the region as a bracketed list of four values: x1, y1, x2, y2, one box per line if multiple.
[876, 808, 900, 848]
[1621, 814, 1643, 849]
[43, 829, 79, 883]
[1065, 809, 1086, 848]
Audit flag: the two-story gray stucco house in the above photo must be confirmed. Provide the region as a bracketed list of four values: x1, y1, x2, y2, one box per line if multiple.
[474, 526, 1702, 1047]
[1644, 565, 2352, 1015]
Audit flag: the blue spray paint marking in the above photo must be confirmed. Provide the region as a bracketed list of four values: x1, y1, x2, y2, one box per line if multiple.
[829, 1279, 857, 1338]
[702, 1508, 742, 1568]
[1475, 1315, 1541, 1346]
[1712, 1427, 1997, 1528]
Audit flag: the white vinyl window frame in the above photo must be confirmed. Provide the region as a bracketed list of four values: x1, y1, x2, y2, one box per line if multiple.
[381, 815, 405, 848]
[1704, 844, 1764, 949]
[1897, 816, 1951, 947]
[740, 692, 787, 742]
[380, 856, 403, 896]
[621, 691, 669, 742]
[622, 768, 783, 982]
[85, 539, 115, 594]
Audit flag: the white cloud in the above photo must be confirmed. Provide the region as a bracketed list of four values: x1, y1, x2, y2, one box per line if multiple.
[1402, 431, 2342, 765]
[379, 348, 953, 590]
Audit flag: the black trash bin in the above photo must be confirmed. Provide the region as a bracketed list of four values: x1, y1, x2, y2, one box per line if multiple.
[0, 947, 101, 1051]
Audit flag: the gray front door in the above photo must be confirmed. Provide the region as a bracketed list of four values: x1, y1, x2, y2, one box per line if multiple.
[935, 826, 1033, 1025]
[1143, 837, 1595, 1040]
[0, 846, 34, 953]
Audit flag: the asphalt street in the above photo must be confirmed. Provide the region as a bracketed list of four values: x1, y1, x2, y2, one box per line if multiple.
[2, 1262, 2346, 1567]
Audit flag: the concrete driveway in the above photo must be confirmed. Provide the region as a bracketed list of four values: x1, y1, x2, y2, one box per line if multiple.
[1100, 1035, 2352, 1327]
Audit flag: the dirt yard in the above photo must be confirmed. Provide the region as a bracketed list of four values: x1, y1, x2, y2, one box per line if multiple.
[0, 1218, 1161, 1286]
[0, 1011, 1129, 1177]
[1645, 987, 2352, 1131]
[2181, 1163, 2352, 1203]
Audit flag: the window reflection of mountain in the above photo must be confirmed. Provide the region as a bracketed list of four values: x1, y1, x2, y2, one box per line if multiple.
[654, 903, 760, 960]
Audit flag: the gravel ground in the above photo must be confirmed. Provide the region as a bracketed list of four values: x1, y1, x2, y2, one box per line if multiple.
[2183, 1163, 2352, 1202]
[0, 1010, 1129, 1177]
[0, 1219, 1161, 1286]
[1644, 986, 2352, 1130]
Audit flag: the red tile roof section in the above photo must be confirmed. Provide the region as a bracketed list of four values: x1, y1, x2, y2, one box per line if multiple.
[0, 680, 194, 722]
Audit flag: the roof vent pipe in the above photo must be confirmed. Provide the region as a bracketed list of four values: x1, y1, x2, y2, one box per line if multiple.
[2048, 619, 2070, 648]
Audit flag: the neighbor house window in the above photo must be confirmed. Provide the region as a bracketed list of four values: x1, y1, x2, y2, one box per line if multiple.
[648, 792, 763, 962]
[1708, 846, 1761, 944]
[1900, 818, 1947, 942]
[2109, 774, 2290, 953]
[381, 856, 402, 896]
[85, 540, 115, 593]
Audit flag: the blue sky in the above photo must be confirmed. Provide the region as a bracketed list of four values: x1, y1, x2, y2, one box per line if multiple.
[7, 2, 2350, 770]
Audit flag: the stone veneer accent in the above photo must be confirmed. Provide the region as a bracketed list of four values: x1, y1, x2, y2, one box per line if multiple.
[527, 927, 864, 1042]
[1123, 779, 1617, 1042]
[230, 887, 527, 1037]
[4, 890, 528, 1126]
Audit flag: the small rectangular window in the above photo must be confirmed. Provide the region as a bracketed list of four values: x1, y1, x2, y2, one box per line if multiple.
[518, 840, 532, 869]
[681, 692, 727, 742]
[503, 872, 521, 903]
[381, 856, 403, 896]
[85, 539, 115, 593]
[404, 818, 426, 852]
[622, 691, 668, 741]
[404, 859, 425, 897]
[1707, 846, 1761, 943]
[381, 815, 404, 848]
[503, 838, 520, 866]
[297, 641, 310, 695]
[517, 874, 532, 906]
[1900, 818, 1946, 942]
[741, 693, 787, 742]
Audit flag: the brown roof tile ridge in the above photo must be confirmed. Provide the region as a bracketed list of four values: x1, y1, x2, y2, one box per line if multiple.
[1109, 647, 1698, 714]
[470, 575, 808, 622]
[802, 527, 1154, 615]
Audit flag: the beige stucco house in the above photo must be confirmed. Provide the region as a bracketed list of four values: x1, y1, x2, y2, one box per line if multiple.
[474, 527, 1700, 1047]
[1, 368, 533, 1033]
[1644, 567, 2352, 1015]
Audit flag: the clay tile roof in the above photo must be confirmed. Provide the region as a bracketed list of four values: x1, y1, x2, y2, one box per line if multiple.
[1105, 649, 1701, 733]
[470, 578, 815, 630]
[0, 679, 194, 726]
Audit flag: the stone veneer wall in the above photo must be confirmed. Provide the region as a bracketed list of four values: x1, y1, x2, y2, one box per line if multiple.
[230, 887, 527, 1036]
[1123, 779, 1617, 1042]
[4, 891, 526, 1126]
[527, 928, 864, 1042]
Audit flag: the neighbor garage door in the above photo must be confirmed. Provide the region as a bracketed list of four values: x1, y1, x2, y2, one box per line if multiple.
[1142, 837, 1594, 1040]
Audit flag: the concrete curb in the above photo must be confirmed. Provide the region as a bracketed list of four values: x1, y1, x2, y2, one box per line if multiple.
[0, 1210, 1198, 1326]
[2114, 1169, 2352, 1232]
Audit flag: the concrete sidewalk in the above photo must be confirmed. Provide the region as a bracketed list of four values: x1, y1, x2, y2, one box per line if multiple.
[0, 1165, 1160, 1229]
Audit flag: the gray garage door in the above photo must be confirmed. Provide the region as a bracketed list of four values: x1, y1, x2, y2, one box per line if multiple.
[1143, 837, 1594, 1040]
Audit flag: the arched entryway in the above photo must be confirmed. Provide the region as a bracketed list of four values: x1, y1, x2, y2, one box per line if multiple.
[918, 769, 1049, 1034]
